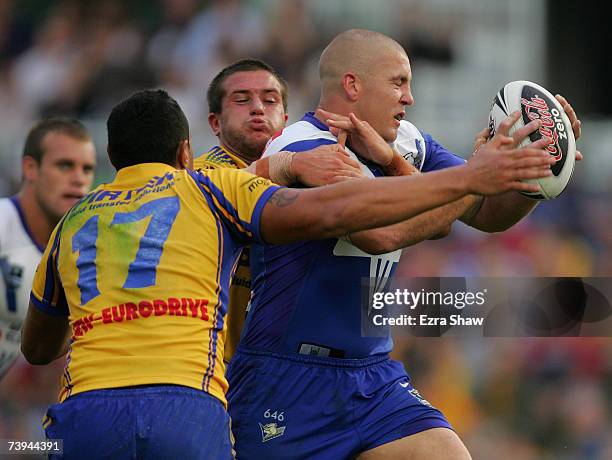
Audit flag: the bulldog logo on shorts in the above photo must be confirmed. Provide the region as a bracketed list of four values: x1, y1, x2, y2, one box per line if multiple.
[259, 422, 286, 443]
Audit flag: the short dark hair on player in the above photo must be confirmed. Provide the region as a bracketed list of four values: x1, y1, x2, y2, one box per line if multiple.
[23, 117, 91, 163]
[107, 89, 190, 170]
[207, 59, 288, 114]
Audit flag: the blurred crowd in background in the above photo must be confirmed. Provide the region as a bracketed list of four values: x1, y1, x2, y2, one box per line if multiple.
[0, 0, 610, 459]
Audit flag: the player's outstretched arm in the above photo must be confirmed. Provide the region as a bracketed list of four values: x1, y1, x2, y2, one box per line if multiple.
[313, 110, 535, 253]
[315, 109, 464, 252]
[291, 144, 365, 184]
[21, 303, 70, 365]
[246, 144, 364, 186]
[260, 144, 555, 245]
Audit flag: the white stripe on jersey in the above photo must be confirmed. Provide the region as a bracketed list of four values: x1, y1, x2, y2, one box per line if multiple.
[393, 120, 427, 171]
[264, 120, 374, 178]
[265, 118, 426, 172]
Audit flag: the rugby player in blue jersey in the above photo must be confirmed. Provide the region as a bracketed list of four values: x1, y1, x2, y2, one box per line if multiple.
[226, 29, 582, 459]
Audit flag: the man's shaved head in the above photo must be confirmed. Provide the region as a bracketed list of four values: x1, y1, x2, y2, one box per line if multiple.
[318, 29, 407, 93]
[317, 29, 414, 142]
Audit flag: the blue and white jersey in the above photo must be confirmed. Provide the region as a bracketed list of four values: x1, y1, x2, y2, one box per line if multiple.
[241, 112, 465, 358]
[0, 196, 45, 377]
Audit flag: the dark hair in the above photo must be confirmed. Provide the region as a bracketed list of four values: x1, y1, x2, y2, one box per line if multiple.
[207, 59, 288, 114]
[107, 89, 190, 170]
[23, 117, 91, 162]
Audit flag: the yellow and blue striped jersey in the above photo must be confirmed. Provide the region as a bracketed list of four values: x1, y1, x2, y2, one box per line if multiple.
[195, 145, 249, 170]
[30, 163, 279, 406]
[195, 146, 251, 362]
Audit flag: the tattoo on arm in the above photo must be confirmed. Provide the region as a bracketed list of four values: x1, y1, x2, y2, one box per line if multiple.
[268, 189, 300, 207]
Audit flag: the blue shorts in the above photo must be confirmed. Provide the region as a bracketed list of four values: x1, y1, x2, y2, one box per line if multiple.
[43, 385, 234, 460]
[226, 349, 451, 460]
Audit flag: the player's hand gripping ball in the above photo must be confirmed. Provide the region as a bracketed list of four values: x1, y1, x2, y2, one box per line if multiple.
[489, 80, 576, 199]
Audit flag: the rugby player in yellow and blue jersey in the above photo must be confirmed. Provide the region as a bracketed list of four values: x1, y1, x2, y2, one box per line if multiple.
[21, 89, 555, 460]
[194, 59, 364, 361]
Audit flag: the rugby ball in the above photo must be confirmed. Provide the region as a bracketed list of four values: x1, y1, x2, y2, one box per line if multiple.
[488, 80, 576, 200]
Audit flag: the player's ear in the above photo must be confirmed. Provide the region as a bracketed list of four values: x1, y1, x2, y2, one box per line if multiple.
[107, 145, 120, 171]
[176, 139, 193, 170]
[342, 72, 360, 102]
[22, 155, 39, 183]
[208, 112, 221, 136]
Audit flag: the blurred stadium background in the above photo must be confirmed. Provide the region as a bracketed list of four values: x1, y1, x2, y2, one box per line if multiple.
[0, 0, 610, 459]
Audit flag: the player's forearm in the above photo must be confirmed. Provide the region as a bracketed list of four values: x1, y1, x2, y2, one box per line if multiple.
[379, 149, 419, 177]
[261, 166, 472, 244]
[348, 151, 471, 253]
[348, 195, 477, 254]
[467, 192, 538, 232]
[246, 152, 312, 186]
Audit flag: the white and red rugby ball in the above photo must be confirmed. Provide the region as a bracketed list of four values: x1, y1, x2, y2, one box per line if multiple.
[488, 80, 576, 200]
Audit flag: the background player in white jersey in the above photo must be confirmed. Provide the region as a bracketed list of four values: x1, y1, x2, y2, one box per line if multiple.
[227, 29, 582, 460]
[0, 118, 96, 378]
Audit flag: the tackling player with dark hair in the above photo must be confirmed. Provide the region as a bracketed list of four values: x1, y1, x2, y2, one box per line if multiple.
[107, 89, 190, 170]
[196, 59, 368, 362]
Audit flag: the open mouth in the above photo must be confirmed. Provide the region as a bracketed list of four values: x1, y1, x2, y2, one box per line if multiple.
[394, 113, 405, 122]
